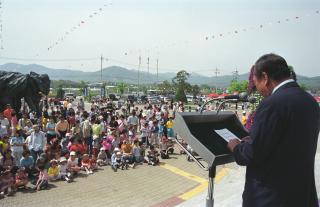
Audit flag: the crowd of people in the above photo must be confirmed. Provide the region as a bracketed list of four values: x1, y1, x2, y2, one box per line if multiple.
[0, 97, 180, 198]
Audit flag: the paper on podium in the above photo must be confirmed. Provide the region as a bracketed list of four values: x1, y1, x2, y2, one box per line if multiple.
[214, 128, 241, 142]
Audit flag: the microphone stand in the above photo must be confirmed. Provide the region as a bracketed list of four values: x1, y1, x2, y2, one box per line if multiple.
[199, 98, 221, 114]
[216, 99, 239, 115]
[199, 98, 238, 115]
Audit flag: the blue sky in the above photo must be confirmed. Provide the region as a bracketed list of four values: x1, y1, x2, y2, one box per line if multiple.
[1, 0, 319, 77]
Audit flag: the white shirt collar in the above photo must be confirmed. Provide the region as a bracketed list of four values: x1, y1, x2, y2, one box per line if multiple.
[272, 79, 295, 94]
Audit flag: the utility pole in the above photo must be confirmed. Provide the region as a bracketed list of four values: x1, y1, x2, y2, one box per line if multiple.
[156, 58, 159, 84]
[138, 56, 141, 92]
[100, 55, 103, 82]
[232, 68, 239, 81]
[214, 67, 220, 93]
[147, 56, 150, 86]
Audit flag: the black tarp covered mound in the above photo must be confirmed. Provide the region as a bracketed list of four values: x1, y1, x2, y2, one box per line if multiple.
[0, 70, 50, 114]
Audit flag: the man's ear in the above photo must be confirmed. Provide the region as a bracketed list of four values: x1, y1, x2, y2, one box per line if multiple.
[261, 72, 270, 86]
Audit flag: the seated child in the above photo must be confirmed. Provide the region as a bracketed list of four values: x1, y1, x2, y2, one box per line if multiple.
[160, 136, 170, 159]
[111, 149, 122, 172]
[15, 167, 29, 189]
[147, 145, 159, 166]
[0, 149, 16, 171]
[0, 170, 15, 197]
[121, 140, 133, 164]
[67, 151, 81, 178]
[58, 157, 71, 183]
[97, 148, 108, 166]
[102, 136, 112, 159]
[20, 150, 35, 178]
[48, 159, 60, 181]
[132, 139, 142, 163]
[81, 154, 93, 175]
[90, 155, 98, 171]
[34, 166, 48, 191]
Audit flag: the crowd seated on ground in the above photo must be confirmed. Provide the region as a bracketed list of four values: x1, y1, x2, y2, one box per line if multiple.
[0, 96, 250, 198]
[0, 97, 183, 198]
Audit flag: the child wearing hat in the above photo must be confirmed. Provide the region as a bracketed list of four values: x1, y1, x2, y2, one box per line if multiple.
[48, 159, 60, 181]
[58, 157, 71, 183]
[97, 148, 108, 166]
[111, 148, 121, 172]
[67, 151, 81, 178]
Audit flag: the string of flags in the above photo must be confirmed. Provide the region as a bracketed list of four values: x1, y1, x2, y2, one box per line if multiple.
[121, 10, 319, 60]
[204, 10, 319, 41]
[47, 2, 113, 51]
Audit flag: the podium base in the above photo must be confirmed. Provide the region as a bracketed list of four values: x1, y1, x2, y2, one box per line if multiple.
[206, 198, 214, 207]
[206, 166, 216, 207]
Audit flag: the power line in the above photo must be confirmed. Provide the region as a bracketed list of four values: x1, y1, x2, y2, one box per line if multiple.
[0, 55, 238, 76]
[0, 56, 98, 62]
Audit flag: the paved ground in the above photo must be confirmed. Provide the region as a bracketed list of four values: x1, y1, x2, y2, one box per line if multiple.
[0, 144, 216, 207]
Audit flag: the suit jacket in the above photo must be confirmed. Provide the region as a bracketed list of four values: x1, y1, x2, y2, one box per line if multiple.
[234, 81, 320, 207]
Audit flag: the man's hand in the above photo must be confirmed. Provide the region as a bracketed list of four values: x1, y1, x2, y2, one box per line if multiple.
[227, 139, 241, 152]
[241, 136, 252, 142]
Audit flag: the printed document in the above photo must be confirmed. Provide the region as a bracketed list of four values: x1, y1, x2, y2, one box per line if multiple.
[214, 128, 240, 142]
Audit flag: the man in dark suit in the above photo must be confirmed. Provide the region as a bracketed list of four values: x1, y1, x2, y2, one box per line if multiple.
[228, 53, 320, 207]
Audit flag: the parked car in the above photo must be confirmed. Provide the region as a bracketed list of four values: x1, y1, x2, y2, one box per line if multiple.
[64, 92, 75, 99]
[109, 94, 118, 101]
[148, 96, 161, 104]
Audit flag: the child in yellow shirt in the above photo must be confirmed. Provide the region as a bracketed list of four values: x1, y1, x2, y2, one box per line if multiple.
[48, 159, 60, 181]
[166, 117, 174, 138]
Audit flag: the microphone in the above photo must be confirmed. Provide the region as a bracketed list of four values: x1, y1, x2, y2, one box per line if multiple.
[224, 92, 256, 103]
[224, 92, 248, 100]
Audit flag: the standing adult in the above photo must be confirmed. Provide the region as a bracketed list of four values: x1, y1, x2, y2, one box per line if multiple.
[28, 125, 47, 165]
[77, 98, 85, 112]
[0, 112, 10, 136]
[127, 111, 139, 133]
[3, 104, 14, 121]
[227, 53, 320, 207]
[80, 113, 92, 155]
